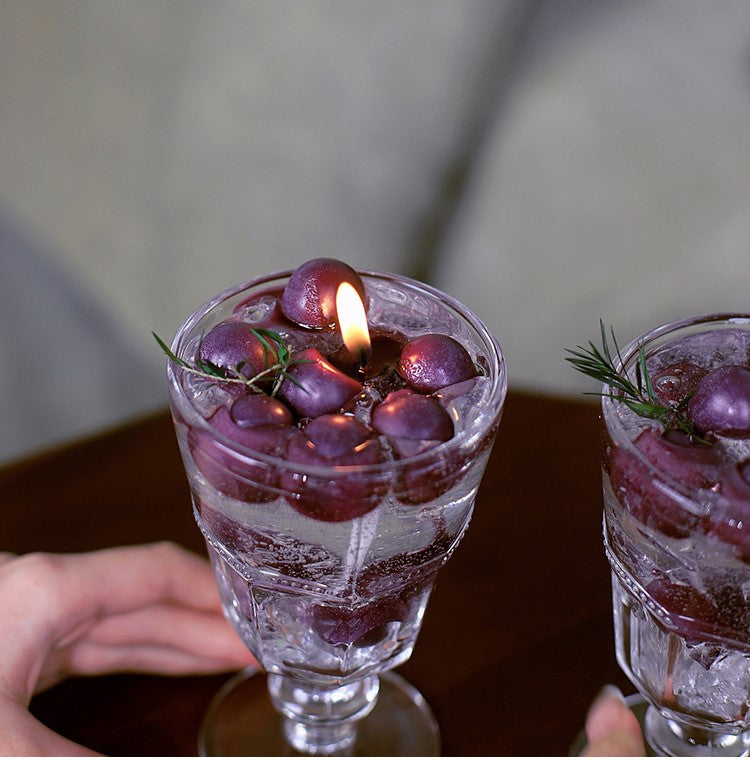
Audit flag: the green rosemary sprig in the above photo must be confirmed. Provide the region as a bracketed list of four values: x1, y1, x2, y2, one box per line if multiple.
[153, 328, 309, 397]
[565, 320, 699, 438]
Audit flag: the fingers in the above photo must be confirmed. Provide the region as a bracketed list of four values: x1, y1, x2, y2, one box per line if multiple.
[0, 543, 230, 701]
[64, 640, 252, 678]
[50, 542, 226, 620]
[35, 602, 257, 691]
[70, 603, 255, 671]
[582, 686, 645, 757]
[6, 542, 222, 640]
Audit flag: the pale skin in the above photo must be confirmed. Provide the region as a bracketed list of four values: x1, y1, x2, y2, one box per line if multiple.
[0, 542, 256, 755]
[0, 542, 643, 756]
[581, 686, 646, 756]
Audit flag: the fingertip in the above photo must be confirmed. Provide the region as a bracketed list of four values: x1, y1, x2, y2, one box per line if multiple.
[584, 687, 645, 757]
[585, 684, 625, 731]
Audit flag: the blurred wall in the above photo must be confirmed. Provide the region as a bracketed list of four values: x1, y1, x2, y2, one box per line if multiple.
[0, 0, 749, 461]
[434, 0, 750, 393]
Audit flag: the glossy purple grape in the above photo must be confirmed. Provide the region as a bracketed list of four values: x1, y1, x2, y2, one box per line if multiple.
[189, 399, 293, 502]
[709, 459, 750, 557]
[688, 365, 750, 437]
[371, 389, 454, 442]
[230, 393, 293, 428]
[433, 377, 481, 406]
[354, 551, 443, 598]
[646, 576, 728, 642]
[283, 414, 387, 522]
[310, 596, 409, 647]
[652, 362, 708, 406]
[372, 390, 458, 504]
[233, 286, 348, 358]
[302, 413, 372, 457]
[609, 428, 720, 538]
[397, 333, 477, 394]
[280, 258, 366, 329]
[199, 320, 277, 378]
[394, 445, 463, 504]
[278, 348, 362, 419]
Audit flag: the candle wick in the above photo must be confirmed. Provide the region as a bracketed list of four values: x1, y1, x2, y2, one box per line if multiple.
[358, 347, 371, 375]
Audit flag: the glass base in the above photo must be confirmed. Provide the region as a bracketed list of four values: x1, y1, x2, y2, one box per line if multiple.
[198, 668, 440, 756]
[570, 694, 750, 757]
[644, 703, 750, 757]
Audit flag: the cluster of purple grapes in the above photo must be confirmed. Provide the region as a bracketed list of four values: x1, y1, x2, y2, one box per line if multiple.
[186, 258, 480, 522]
[607, 359, 750, 644]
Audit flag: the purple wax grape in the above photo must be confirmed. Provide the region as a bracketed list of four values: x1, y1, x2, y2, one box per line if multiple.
[199, 320, 277, 378]
[688, 365, 750, 437]
[310, 596, 408, 647]
[391, 443, 463, 505]
[388, 437, 444, 459]
[433, 377, 481, 406]
[646, 576, 729, 642]
[280, 258, 366, 329]
[371, 389, 454, 442]
[355, 553, 442, 598]
[189, 399, 294, 502]
[372, 390, 459, 504]
[283, 414, 387, 522]
[230, 393, 293, 428]
[233, 286, 347, 357]
[608, 428, 720, 538]
[710, 459, 750, 557]
[397, 333, 477, 394]
[278, 348, 362, 419]
[652, 362, 708, 406]
[302, 413, 372, 457]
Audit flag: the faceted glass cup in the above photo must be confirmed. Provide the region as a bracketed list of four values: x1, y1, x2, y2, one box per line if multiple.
[601, 314, 750, 756]
[166, 269, 507, 755]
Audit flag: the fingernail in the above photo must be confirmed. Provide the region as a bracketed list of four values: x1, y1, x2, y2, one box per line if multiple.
[589, 684, 625, 713]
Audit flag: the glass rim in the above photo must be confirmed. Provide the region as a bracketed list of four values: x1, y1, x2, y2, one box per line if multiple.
[601, 311, 750, 493]
[167, 268, 507, 477]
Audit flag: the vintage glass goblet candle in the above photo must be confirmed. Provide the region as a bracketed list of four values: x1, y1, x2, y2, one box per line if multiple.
[577, 315, 750, 756]
[165, 259, 506, 755]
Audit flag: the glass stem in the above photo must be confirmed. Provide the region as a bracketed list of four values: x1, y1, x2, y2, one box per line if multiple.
[267, 673, 380, 756]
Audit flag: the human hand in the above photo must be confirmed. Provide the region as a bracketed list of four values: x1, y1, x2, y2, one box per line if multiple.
[581, 685, 646, 756]
[0, 542, 256, 755]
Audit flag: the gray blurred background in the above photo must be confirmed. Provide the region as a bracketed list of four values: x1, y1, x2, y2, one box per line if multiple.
[1, 0, 749, 463]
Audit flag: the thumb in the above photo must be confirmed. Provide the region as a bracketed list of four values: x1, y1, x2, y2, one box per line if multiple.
[582, 685, 646, 756]
[0, 696, 98, 756]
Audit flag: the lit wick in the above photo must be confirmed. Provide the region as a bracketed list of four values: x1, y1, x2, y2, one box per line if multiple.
[336, 282, 371, 372]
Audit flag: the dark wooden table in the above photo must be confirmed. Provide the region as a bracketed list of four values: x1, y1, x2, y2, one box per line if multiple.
[0, 390, 630, 756]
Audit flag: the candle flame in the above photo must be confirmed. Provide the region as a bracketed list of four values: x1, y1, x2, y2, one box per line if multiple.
[336, 282, 371, 362]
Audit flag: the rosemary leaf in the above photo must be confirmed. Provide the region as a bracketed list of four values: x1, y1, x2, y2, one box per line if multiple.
[153, 329, 308, 398]
[566, 322, 699, 438]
